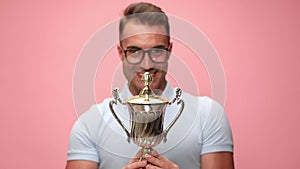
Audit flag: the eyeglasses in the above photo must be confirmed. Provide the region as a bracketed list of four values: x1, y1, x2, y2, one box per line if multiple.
[122, 47, 170, 64]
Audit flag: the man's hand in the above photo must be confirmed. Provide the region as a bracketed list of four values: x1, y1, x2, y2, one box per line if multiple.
[145, 150, 179, 169]
[122, 151, 148, 169]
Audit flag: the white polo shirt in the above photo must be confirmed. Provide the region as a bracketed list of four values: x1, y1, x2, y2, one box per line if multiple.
[67, 82, 233, 169]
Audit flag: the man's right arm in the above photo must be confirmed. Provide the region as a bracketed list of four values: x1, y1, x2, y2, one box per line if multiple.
[65, 160, 99, 169]
[66, 105, 101, 169]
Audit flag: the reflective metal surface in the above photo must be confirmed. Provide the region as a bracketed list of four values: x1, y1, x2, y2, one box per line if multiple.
[109, 72, 184, 159]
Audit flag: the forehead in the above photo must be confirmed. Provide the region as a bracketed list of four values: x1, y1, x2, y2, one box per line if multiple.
[121, 21, 168, 41]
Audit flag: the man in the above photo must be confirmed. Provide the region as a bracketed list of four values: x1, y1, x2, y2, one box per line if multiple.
[66, 2, 234, 169]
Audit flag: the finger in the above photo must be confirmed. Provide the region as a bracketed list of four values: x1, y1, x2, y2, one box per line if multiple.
[150, 150, 159, 157]
[145, 154, 163, 167]
[123, 160, 147, 169]
[146, 151, 179, 169]
[146, 163, 161, 169]
[135, 150, 143, 157]
[150, 150, 165, 160]
[129, 150, 143, 163]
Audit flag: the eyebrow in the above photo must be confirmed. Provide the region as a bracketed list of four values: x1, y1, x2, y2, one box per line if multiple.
[125, 46, 142, 50]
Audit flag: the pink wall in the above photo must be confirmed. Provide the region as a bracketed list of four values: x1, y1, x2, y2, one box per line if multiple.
[1, 0, 299, 168]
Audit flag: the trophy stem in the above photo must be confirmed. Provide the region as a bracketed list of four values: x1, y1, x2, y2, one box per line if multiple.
[140, 147, 153, 160]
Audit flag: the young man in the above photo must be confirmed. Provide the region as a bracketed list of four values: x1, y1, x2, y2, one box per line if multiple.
[66, 2, 234, 169]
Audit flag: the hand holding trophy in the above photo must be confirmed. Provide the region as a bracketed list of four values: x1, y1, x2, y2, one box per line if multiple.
[109, 72, 184, 160]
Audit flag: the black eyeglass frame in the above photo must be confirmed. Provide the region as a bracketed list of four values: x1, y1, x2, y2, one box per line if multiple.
[122, 47, 170, 64]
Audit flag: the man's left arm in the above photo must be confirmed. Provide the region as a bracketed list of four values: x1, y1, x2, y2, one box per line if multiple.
[200, 152, 234, 169]
[200, 98, 234, 169]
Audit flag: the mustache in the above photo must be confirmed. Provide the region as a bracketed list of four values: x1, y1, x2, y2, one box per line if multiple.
[137, 68, 157, 74]
[136, 68, 167, 74]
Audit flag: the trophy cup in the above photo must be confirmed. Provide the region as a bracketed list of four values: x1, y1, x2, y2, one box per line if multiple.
[109, 72, 184, 159]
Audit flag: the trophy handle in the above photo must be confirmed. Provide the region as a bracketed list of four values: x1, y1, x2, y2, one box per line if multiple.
[163, 88, 185, 142]
[109, 88, 131, 143]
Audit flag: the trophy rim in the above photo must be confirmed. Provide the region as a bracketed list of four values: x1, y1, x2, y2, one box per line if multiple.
[125, 95, 169, 105]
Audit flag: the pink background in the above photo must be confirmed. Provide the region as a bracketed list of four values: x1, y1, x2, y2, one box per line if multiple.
[1, 0, 299, 169]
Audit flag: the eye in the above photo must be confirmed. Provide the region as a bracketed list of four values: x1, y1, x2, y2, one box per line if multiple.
[126, 49, 141, 56]
[150, 48, 165, 56]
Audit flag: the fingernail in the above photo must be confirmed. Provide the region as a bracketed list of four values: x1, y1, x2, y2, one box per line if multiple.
[138, 161, 145, 165]
[151, 151, 158, 156]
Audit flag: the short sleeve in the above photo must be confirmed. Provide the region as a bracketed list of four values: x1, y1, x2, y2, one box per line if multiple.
[67, 108, 100, 163]
[200, 98, 233, 155]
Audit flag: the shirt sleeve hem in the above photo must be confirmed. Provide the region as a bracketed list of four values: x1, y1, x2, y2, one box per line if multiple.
[200, 145, 233, 155]
[67, 151, 100, 163]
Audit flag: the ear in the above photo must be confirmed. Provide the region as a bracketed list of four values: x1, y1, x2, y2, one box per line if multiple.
[167, 42, 173, 59]
[168, 42, 173, 53]
[117, 45, 125, 60]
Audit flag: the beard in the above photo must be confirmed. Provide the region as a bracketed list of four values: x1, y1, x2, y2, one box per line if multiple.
[126, 68, 167, 96]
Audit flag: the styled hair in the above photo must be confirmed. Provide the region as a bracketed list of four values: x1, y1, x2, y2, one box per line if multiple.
[119, 2, 170, 40]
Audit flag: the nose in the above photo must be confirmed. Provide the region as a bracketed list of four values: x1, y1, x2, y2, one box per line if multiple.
[139, 52, 153, 69]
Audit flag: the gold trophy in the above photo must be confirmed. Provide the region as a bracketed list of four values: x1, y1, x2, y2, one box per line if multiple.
[109, 72, 184, 159]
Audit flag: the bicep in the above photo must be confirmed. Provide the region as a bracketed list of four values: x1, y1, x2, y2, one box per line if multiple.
[200, 152, 234, 169]
[65, 160, 99, 169]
